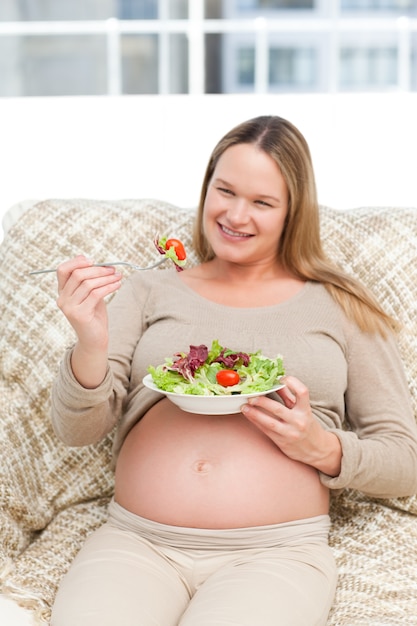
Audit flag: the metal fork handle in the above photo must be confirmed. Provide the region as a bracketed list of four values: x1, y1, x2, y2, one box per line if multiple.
[29, 257, 167, 275]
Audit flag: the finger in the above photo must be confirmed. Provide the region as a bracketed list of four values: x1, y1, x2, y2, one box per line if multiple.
[241, 400, 285, 436]
[59, 264, 120, 300]
[57, 273, 121, 314]
[56, 255, 93, 291]
[243, 394, 285, 420]
[277, 375, 310, 410]
[276, 385, 296, 409]
[71, 271, 121, 303]
[241, 396, 287, 428]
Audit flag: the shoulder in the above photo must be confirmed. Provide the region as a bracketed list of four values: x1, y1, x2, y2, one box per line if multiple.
[302, 281, 344, 314]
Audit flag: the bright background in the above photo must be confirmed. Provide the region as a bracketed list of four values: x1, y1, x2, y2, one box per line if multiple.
[2, 2, 417, 242]
[1, 91, 416, 243]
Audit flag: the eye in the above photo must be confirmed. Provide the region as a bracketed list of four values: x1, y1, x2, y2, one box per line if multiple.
[255, 199, 273, 207]
[217, 187, 234, 196]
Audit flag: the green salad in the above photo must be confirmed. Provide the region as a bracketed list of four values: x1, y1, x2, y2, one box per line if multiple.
[148, 339, 285, 396]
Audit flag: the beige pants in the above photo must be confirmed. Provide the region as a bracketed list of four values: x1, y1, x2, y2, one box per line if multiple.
[51, 500, 337, 626]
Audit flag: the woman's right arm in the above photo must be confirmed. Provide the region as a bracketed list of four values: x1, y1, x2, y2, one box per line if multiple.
[51, 256, 125, 446]
[56, 255, 122, 388]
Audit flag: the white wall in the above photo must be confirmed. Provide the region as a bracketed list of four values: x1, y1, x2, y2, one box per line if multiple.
[1, 92, 416, 242]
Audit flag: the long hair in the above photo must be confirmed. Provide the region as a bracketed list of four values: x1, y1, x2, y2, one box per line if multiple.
[193, 115, 397, 335]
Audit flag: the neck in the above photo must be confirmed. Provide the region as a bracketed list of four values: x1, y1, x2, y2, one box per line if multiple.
[207, 258, 290, 283]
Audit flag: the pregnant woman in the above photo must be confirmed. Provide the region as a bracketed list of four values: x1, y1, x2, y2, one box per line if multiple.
[50, 115, 417, 626]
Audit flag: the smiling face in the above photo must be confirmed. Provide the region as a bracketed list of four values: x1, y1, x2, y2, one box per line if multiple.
[202, 143, 289, 268]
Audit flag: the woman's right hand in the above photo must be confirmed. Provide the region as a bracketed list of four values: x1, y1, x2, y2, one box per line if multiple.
[56, 255, 122, 387]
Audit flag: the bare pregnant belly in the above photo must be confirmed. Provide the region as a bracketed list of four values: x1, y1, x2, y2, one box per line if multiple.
[114, 398, 330, 528]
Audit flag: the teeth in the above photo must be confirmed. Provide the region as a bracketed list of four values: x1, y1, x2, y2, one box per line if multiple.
[221, 225, 251, 238]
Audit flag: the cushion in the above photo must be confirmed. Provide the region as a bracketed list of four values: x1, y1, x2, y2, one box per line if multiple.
[1, 198, 417, 624]
[1, 199, 39, 236]
[0, 199, 197, 621]
[320, 205, 417, 515]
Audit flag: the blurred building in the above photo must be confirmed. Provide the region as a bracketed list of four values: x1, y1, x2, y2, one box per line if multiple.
[0, 0, 416, 96]
[223, 0, 417, 92]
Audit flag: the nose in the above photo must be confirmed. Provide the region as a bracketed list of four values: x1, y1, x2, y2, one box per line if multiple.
[227, 197, 250, 224]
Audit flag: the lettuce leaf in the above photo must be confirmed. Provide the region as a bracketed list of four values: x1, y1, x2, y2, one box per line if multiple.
[148, 340, 285, 396]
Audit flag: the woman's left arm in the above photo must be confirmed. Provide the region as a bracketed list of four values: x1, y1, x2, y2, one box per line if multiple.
[242, 329, 417, 498]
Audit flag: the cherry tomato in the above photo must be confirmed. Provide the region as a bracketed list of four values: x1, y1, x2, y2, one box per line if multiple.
[216, 369, 240, 387]
[165, 238, 186, 261]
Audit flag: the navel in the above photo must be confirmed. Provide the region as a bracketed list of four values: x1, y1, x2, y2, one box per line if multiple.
[192, 459, 212, 474]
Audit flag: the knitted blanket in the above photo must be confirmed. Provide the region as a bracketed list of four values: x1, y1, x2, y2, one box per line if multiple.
[1, 199, 417, 624]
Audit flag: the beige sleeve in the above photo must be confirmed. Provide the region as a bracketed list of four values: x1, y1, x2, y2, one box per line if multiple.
[319, 327, 417, 498]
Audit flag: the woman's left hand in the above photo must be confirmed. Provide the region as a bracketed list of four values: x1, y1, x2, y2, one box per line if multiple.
[241, 375, 342, 477]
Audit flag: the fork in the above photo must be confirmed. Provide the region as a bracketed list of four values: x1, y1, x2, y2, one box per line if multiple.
[29, 257, 168, 275]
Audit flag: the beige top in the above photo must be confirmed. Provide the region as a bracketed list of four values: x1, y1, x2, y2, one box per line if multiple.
[51, 269, 417, 499]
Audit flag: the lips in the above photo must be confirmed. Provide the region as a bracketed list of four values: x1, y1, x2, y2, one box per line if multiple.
[220, 223, 252, 238]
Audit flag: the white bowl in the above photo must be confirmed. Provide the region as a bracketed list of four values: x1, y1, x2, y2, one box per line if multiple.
[142, 374, 284, 415]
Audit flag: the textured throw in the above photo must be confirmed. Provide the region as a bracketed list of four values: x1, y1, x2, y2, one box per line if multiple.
[1, 199, 417, 625]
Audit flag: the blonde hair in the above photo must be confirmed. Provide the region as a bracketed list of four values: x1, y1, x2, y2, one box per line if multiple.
[193, 115, 397, 336]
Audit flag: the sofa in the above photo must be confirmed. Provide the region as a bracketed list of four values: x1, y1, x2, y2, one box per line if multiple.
[1, 197, 417, 625]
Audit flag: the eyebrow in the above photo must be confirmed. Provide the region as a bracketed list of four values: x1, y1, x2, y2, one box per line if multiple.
[214, 178, 281, 204]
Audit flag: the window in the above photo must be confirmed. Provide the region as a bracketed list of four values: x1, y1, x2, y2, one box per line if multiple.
[236, 45, 316, 89]
[237, 47, 255, 85]
[413, 36, 417, 89]
[121, 35, 159, 94]
[258, 0, 314, 6]
[340, 47, 398, 88]
[0, 35, 108, 96]
[0, 0, 416, 95]
[121, 33, 188, 94]
[341, 0, 417, 11]
[0, 0, 115, 21]
[269, 47, 316, 87]
[237, 0, 314, 8]
[118, 0, 158, 19]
